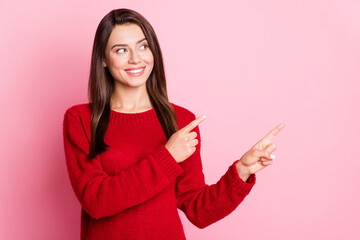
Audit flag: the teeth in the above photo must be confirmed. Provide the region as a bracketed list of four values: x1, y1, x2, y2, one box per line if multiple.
[126, 67, 144, 73]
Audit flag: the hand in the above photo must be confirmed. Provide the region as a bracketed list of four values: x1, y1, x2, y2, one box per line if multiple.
[165, 115, 206, 163]
[236, 122, 285, 181]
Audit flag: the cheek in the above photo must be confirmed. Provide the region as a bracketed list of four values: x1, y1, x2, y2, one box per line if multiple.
[107, 58, 128, 79]
[109, 56, 128, 69]
[144, 52, 154, 64]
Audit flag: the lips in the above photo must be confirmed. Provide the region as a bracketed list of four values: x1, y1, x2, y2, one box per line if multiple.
[125, 66, 145, 76]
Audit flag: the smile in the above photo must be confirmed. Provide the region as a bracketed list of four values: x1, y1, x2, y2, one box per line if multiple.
[125, 67, 145, 76]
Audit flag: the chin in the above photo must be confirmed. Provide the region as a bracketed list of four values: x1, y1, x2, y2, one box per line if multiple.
[124, 79, 148, 88]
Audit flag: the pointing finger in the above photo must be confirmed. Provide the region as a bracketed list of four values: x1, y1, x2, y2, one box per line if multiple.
[254, 122, 285, 149]
[180, 115, 206, 134]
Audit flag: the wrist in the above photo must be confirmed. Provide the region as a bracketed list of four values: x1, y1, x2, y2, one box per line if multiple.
[236, 161, 251, 182]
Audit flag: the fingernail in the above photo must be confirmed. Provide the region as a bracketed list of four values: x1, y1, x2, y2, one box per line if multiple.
[270, 154, 276, 160]
[202, 115, 206, 119]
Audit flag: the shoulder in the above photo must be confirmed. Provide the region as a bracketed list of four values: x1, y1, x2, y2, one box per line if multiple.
[170, 102, 196, 117]
[64, 103, 91, 119]
[63, 103, 92, 150]
[169, 102, 197, 127]
[63, 103, 92, 134]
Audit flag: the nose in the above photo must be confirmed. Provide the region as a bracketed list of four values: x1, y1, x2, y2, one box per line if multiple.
[129, 50, 141, 64]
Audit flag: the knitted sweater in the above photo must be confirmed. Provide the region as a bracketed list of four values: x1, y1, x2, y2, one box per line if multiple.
[62, 102, 256, 240]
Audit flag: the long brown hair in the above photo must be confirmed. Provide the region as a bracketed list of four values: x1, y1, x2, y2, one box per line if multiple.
[87, 8, 178, 159]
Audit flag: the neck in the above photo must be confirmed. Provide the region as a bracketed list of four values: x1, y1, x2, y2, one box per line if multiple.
[110, 84, 153, 112]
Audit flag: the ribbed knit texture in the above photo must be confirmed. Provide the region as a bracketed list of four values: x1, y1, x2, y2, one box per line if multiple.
[62, 102, 256, 240]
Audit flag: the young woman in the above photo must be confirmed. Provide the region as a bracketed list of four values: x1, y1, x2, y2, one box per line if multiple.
[63, 8, 285, 240]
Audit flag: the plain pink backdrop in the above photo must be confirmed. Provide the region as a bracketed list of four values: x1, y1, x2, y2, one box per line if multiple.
[1, 0, 359, 239]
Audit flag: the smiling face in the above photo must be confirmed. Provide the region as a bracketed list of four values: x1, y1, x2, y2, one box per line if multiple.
[103, 23, 154, 88]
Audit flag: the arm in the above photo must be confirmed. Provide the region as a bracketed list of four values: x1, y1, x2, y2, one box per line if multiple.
[63, 110, 184, 220]
[175, 113, 256, 229]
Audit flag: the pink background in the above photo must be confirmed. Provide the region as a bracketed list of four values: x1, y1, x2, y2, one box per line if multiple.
[1, 0, 359, 239]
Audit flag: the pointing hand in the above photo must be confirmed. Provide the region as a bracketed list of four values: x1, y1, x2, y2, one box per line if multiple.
[236, 123, 285, 181]
[165, 115, 206, 163]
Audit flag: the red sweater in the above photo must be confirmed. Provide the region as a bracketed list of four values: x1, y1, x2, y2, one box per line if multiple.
[62, 102, 256, 240]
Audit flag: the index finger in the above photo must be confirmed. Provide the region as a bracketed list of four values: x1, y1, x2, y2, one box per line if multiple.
[254, 122, 285, 148]
[180, 115, 206, 133]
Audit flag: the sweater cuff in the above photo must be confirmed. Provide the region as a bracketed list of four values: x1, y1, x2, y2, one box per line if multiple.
[152, 145, 184, 183]
[227, 160, 256, 196]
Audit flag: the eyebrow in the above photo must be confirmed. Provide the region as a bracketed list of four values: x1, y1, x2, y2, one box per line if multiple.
[111, 37, 147, 49]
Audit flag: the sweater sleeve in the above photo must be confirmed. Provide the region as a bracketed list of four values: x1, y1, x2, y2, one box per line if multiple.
[63, 109, 184, 220]
[175, 113, 256, 229]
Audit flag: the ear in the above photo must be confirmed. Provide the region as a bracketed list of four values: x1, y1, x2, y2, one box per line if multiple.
[102, 58, 107, 67]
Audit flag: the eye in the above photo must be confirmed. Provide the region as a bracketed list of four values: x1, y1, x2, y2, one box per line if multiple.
[116, 48, 126, 53]
[139, 44, 148, 50]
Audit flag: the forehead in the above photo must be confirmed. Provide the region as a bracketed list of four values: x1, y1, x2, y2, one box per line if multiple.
[107, 23, 145, 45]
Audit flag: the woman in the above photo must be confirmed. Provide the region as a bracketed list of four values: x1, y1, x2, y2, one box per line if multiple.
[63, 8, 285, 240]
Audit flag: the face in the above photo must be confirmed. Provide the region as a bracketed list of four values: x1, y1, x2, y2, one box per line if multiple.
[103, 23, 154, 88]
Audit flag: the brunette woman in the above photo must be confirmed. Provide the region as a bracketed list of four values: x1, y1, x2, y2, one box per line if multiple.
[63, 8, 285, 240]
